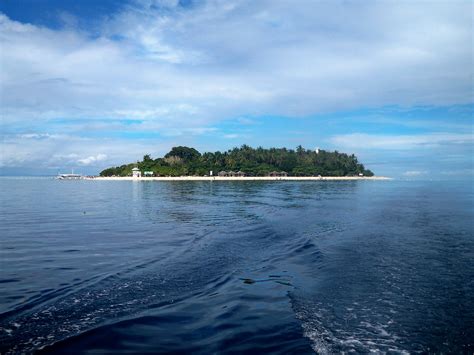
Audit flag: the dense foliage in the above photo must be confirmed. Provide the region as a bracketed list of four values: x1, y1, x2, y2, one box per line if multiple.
[99, 145, 374, 177]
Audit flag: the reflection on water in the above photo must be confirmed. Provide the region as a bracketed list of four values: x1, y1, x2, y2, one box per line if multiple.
[0, 178, 472, 353]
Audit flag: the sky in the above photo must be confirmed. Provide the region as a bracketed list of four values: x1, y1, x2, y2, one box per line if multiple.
[0, 0, 472, 178]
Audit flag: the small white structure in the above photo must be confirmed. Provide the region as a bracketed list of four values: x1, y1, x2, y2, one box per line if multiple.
[132, 167, 141, 178]
[315, 147, 320, 154]
[210, 170, 213, 176]
[144, 171, 154, 176]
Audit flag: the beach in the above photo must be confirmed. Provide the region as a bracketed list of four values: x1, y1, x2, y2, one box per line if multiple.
[88, 176, 391, 181]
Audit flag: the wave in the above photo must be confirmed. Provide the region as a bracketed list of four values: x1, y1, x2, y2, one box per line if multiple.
[0, 220, 313, 353]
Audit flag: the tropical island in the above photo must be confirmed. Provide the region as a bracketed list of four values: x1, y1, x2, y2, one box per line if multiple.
[99, 145, 375, 178]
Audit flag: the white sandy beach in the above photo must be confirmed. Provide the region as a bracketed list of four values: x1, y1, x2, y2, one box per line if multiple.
[89, 176, 391, 181]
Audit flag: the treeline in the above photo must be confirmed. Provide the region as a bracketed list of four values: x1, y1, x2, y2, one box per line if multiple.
[99, 145, 374, 177]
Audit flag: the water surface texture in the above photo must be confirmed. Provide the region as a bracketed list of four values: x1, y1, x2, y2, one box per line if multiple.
[0, 178, 473, 353]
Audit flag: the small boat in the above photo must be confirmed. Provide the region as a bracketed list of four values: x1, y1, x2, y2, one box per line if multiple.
[56, 170, 83, 180]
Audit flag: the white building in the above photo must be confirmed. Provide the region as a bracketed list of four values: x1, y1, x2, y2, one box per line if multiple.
[132, 167, 141, 178]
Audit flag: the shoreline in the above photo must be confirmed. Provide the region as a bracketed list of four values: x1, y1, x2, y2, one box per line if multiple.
[86, 176, 392, 181]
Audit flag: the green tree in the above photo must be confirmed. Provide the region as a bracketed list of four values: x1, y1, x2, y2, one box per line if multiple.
[164, 146, 201, 162]
[100, 145, 374, 177]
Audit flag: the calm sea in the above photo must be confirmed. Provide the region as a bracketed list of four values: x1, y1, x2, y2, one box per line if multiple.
[0, 178, 473, 353]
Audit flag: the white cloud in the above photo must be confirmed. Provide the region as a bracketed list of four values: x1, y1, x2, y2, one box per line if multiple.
[329, 133, 474, 150]
[440, 169, 474, 176]
[1, 1, 472, 125]
[0, 133, 168, 170]
[77, 154, 108, 165]
[0, 1, 472, 173]
[222, 134, 240, 139]
[402, 170, 428, 177]
[18, 133, 58, 139]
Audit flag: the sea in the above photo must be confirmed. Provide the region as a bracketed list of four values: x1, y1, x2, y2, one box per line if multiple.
[0, 177, 473, 354]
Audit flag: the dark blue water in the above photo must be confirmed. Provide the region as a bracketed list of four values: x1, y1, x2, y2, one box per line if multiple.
[0, 178, 473, 354]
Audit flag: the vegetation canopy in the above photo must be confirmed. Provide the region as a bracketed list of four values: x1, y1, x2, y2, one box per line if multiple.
[99, 145, 374, 177]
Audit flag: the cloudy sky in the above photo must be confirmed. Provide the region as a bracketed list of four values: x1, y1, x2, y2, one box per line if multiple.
[0, 0, 472, 177]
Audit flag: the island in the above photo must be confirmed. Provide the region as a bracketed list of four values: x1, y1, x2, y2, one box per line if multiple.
[96, 145, 389, 180]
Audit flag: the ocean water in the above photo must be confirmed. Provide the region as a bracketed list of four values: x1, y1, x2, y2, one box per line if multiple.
[0, 178, 473, 354]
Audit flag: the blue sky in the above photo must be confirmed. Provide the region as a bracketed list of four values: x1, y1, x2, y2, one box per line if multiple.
[0, 0, 472, 177]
